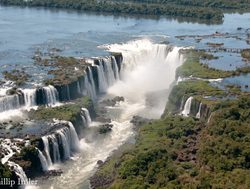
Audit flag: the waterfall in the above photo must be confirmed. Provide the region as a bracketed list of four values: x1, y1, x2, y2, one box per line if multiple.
[39, 121, 80, 162]
[81, 108, 92, 126]
[103, 58, 116, 86]
[102, 39, 184, 118]
[8, 161, 28, 187]
[57, 129, 71, 160]
[96, 64, 108, 93]
[181, 97, 193, 117]
[0, 139, 20, 164]
[41, 136, 53, 168]
[68, 122, 80, 151]
[37, 149, 49, 171]
[23, 88, 37, 108]
[50, 135, 61, 163]
[43, 85, 59, 106]
[0, 94, 22, 113]
[179, 96, 185, 111]
[111, 56, 120, 80]
[196, 103, 202, 119]
[85, 68, 96, 100]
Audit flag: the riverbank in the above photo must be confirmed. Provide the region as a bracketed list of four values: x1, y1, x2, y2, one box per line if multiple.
[0, 0, 242, 24]
[91, 49, 250, 188]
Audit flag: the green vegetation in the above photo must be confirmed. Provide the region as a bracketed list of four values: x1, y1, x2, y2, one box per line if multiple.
[11, 146, 43, 178]
[177, 50, 232, 79]
[3, 0, 250, 23]
[40, 56, 88, 86]
[0, 162, 12, 178]
[2, 69, 30, 86]
[92, 45, 250, 188]
[29, 96, 91, 122]
[177, 50, 250, 79]
[241, 49, 250, 60]
[92, 95, 250, 188]
[0, 0, 226, 23]
[165, 80, 225, 113]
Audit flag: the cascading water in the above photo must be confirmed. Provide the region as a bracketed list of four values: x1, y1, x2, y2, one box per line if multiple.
[41, 121, 80, 168]
[41, 136, 53, 168]
[84, 70, 96, 100]
[81, 108, 92, 126]
[95, 64, 108, 93]
[50, 135, 61, 163]
[43, 85, 59, 106]
[196, 103, 202, 118]
[37, 149, 49, 171]
[40, 39, 185, 189]
[105, 39, 184, 118]
[181, 97, 193, 117]
[0, 139, 21, 164]
[103, 58, 116, 86]
[68, 122, 80, 151]
[0, 94, 22, 113]
[111, 56, 120, 80]
[23, 88, 37, 108]
[8, 161, 28, 188]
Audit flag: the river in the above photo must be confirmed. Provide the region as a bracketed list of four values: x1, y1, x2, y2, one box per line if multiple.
[0, 5, 249, 189]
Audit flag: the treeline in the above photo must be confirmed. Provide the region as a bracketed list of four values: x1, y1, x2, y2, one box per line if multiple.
[0, 0, 224, 21]
[116, 0, 250, 10]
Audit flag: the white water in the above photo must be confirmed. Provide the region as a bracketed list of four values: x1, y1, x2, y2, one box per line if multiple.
[0, 94, 22, 113]
[81, 108, 92, 126]
[23, 88, 37, 108]
[37, 149, 49, 171]
[181, 97, 193, 117]
[0, 139, 21, 164]
[41, 136, 53, 168]
[111, 56, 120, 80]
[84, 70, 96, 100]
[40, 121, 80, 169]
[39, 39, 184, 189]
[43, 85, 59, 106]
[103, 58, 116, 86]
[8, 161, 28, 188]
[96, 64, 108, 93]
[50, 135, 61, 163]
[105, 39, 184, 117]
[196, 103, 202, 118]
[68, 122, 80, 152]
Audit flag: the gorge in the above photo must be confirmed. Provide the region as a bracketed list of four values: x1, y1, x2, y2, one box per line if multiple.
[0, 4, 250, 189]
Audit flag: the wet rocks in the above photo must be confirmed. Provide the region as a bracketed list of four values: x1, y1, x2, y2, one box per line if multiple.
[98, 124, 113, 134]
[97, 160, 104, 166]
[100, 96, 124, 106]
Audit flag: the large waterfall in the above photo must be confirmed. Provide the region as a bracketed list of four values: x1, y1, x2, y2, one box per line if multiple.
[39, 39, 185, 189]
[0, 38, 185, 189]
[104, 39, 184, 118]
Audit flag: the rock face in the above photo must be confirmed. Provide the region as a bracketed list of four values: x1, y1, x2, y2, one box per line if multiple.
[101, 96, 125, 106]
[99, 124, 113, 134]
